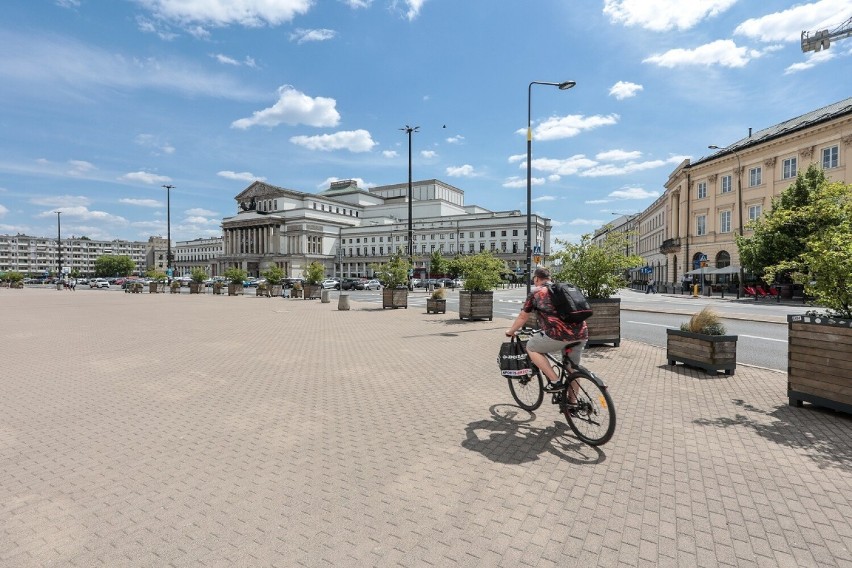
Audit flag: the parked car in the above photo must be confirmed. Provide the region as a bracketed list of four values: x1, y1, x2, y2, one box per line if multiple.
[90, 279, 109, 289]
[436, 278, 456, 288]
[363, 279, 382, 290]
[321, 279, 341, 290]
[340, 278, 360, 290]
[283, 278, 304, 289]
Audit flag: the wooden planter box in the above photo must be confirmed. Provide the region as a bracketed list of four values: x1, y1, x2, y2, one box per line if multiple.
[149, 282, 165, 294]
[271, 284, 283, 297]
[291, 287, 303, 298]
[170, 285, 181, 294]
[213, 285, 224, 295]
[426, 298, 446, 314]
[304, 284, 322, 300]
[587, 298, 621, 347]
[256, 286, 271, 297]
[666, 329, 738, 375]
[228, 283, 244, 296]
[788, 315, 852, 413]
[189, 282, 203, 294]
[382, 288, 409, 309]
[458, 290, 493, 321]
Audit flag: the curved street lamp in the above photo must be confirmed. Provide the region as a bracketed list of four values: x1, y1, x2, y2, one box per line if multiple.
[527, 80, 576, 295]
[708, 145, 745, 299]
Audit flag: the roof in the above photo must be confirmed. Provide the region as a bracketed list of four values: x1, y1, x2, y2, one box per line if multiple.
[697, 97, 852, 166]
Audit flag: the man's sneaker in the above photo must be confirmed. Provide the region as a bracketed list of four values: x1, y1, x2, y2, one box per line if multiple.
[543, 380, 567, 393]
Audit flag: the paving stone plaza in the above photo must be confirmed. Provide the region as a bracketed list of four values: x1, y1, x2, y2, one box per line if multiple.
[1, 289, 851, 567]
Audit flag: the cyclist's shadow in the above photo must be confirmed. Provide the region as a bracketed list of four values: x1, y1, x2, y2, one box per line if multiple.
[462, 404, 606, 465]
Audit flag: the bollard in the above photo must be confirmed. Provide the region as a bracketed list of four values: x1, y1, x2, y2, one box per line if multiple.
[338, 293, 350, 311]
[321, 289, 330, 303]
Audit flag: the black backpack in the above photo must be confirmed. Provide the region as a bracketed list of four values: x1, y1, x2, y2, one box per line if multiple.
[546, 282, 593, 323]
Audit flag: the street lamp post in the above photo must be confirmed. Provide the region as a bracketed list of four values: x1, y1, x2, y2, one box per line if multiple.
[401, 125, 419, 289]
[708, 145, 745, 299]
[526, 80, 575, 296]
[162, 184, 174, 283]
[56, 211, 61, 280]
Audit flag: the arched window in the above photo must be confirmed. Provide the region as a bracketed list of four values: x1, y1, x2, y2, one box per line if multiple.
[715, 250, 731, 268]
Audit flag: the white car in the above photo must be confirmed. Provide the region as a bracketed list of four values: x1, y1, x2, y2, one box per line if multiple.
[90, 279, 109, 289]
[321, 279, 340, 290]
[363, 279, 382, 290]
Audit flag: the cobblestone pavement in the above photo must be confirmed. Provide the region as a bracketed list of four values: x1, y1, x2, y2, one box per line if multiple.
[1, 289, 851, 567]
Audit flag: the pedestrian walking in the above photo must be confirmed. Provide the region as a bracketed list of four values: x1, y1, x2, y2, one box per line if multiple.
[646, 277, 656, 294]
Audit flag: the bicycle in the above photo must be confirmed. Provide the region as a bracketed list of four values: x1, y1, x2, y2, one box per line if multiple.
[505, 330, 616, 446]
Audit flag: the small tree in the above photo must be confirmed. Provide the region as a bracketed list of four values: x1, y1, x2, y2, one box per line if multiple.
[224, 267, 248, 285]
[550, 229, 643, 299]
[6, 271, 24, 287]
[262, 265, 285, 285]
[371, 253, 411, 288]
[429, 250, 449, 277]
[451, 251, 504, 292]
[146, 269, 168, 282]
[190, 267, 207, 284]
[303, 261, 325, 286]
[94, 255, 135, 277]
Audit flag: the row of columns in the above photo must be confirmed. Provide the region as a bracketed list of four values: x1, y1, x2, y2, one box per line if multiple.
[224, 225, 277, 256]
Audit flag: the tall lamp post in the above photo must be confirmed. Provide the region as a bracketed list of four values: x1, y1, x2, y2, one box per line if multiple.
[56, 211, 61, 280]
[708, 145, 745, 299]
[162, 184, 174, 282]
[401, 125, 419, 289]
[526, 80, 575, 296]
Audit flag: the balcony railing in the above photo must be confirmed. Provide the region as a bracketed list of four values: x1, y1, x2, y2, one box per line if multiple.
[660, 238, 681, 254]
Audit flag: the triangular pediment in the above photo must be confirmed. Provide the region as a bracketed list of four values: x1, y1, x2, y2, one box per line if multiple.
[234, 181, 303, 201]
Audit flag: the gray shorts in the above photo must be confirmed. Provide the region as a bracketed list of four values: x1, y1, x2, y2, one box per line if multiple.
[526, 332, 585, 366]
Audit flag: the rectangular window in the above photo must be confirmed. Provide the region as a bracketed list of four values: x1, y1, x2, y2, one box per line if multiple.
[721, 175, 732, 194]
[720, 211, 731, 233]
[697, 182, 707, 199]
[490, 231, 496, 237]
[512, 229, 518, 236]
[501, 230, 506, 237]
[479, 231, 485, 238]
[822, 145, 839, 169]
[379, 247, 383, 256]
[782, 157, 797, 179]
[479, 243, 485, 252]
[748, 204, 762, 221]
[749, 167, 762, 187]
[696, 215, 706, 236]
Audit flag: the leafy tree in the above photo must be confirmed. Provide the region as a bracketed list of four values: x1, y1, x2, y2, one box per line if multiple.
[429, 250, 449, 277]
[223, 267, 248, 284]
[550, 229, 643, 299]
[146, 269, 167, 282]
[737, 165, 833, 282]
[5, 271, 24, 285]
[262, 265, 285, 285]
[450, 251, 504, 292]
[303, 261, 325, 285]
[190, 267, 207, 283]
[370, 252, 411, 288]
[94, 255, 135, 277]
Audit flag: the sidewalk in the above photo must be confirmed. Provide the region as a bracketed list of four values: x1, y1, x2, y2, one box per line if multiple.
[1, 289, 850, 567]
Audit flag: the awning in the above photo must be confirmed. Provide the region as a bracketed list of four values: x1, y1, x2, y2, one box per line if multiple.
[707, 265, 742, 275]
[684, 268, 707, 276]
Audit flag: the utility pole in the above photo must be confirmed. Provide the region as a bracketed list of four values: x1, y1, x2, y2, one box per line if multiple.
[162, 184, 174, 282]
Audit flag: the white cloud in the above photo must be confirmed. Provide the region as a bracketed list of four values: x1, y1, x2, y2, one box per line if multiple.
[420, 150, 437, 159]
[382, 150, 399, 158]
[596, 149, 642, 161]
[135, 134, 175, 155]
[643, 40, 779, 68]
[120, 171, 172, 184]
[548, 175, 561, 182]
[503, 176, 544, 188]
[342, 0, 373, 7]
[56, 0, 80, 8]
[569, 218, 605, 225]
[529, 155, 599, 176]
[580, 155, 688, 177]
[214, 53, 240, 65]
[217, 170, 266, 181]
[67, 160, 96, 176]
[609, 187, 659, 200]
[0, 204, 8, 216]
[37, 205, 128, 223]
[508, 154, 526, 164]
[120, 198, 162, 207]
[446, 164, 477, 177]
[290, 129, 376, 152]
[525, 114, 620, 141]
[231, 85, 341, 129]
[446, 135, 465, 144]
[735, 0, 852, 43]
[135, 0, 312, 27]
[533, 195, 556, 202]
[785, 50, 836, 74]
[186, 208, 218, 216]
[290, 29, 337, 44]
[609, 81, 643, 100]
[30, 195, 91, 207]
[603, 0, 737, 31]
[394, 0, 428, 21]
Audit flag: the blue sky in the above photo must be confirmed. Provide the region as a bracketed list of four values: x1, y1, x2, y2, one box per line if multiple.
[1, 0, 851, 244]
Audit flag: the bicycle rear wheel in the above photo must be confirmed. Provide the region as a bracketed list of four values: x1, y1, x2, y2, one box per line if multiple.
[562, 372, 615, 446]
[507, 369, 543, 411]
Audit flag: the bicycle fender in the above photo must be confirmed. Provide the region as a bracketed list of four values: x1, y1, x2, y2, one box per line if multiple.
[573, 366, 607, 388]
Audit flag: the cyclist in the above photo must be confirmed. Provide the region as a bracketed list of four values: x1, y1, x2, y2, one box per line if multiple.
[505, 267, 588, 392]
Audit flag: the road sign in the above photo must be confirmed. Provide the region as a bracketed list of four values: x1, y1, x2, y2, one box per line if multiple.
[533, 245, 541, 254]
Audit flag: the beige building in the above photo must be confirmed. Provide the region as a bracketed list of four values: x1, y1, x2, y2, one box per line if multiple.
[174, 237, 223, 277]
[661, 97, 852, 286]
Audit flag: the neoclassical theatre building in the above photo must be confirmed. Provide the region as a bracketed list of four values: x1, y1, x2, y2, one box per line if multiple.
[218, 178, 551, 280]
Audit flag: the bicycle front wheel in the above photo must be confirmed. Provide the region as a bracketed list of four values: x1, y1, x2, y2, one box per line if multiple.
[563, 372, 616, 446]
[507, 368, 543, 411]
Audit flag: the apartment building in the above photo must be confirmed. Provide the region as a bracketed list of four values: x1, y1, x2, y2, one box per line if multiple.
[0, 234, 148, 277]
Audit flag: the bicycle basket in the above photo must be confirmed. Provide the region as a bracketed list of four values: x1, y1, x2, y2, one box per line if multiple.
[498, 336, 532, 377]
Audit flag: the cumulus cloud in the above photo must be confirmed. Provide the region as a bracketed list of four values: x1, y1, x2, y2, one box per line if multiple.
[785, 49, 836, 74]
[610, 187, 660, 199]
[186, 208, 218, 216]
[735, 0, 852, 43]
[596, 149, 643, 161]
[533, 195, 556, 203]
[232, 85, 340, 129]
[290, 129, 376, 152]
[30, 195, 91, 207]
[446, 135, 465, 144]
[67, 160, 96, 176]
[135, 0, 312, 28]
[120, 198, 161, 207]
[36, 205, 128, 223]
[503, 176, 544, 188]
[120, 171, 172, 184]
[569, 218, 606, 225]
[382, 150, 399, 158]
[528, 155, 599, 176]
[446, 164, 477, 177]
[643, 40, 780, 68]
[135, 134, 175, 155]
[341, 0, 373, 8]
[290, 29, 337, 43]
[394, 0, 428, 21]
[580, 155, 688, 177]
[0, 204, 8, 216]
[420, 150, 437, 159]
[524, 114, 620, 141]
[609, 81, 643, 100]
[603, 0, 737, 31]
[217, 170, 266, 181]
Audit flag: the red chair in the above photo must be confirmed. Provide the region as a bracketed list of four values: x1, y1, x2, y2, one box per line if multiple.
[766, 287, 780, 298]
[744, 286, 758, 299]
[755, 286, 769, 299]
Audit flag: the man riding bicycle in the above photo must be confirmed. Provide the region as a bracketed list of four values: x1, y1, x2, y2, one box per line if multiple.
[505, 267, 588, 392]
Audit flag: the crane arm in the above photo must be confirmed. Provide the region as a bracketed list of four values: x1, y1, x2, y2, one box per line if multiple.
[802, 16, 852, 52]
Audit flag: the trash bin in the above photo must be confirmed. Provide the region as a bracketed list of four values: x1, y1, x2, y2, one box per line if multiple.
[338, 293, 350, 311]
[321, 289, 330, 303]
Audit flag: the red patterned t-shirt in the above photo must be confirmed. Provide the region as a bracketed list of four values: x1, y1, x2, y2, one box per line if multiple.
[522, 285, 588, 342]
